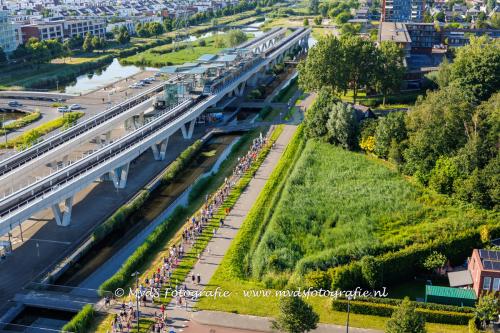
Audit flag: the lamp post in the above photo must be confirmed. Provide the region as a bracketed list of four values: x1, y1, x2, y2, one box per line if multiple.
[346, 296, 352, 333]
[131, 271, 140, 332]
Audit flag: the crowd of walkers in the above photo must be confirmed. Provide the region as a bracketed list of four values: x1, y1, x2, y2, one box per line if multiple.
[109, 133, 271, 333]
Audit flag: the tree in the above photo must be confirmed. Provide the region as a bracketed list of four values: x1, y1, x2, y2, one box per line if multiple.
[0, 47, 7, 65]
[303, 18, 309, 26]
[213, 35, 226, 48]
[341, 23, 362, 36]
[163, 17, 173, 32]
[475, 293, 499, 330]
[428, 157, 460, 195]
[335, 11, 353, 24]
[148, 22, 164, 37]
[313, 16, 322, 26]
[434, 11, 445, 22]
[375, 41, 405, 105]
[226, 29, 248, 47]
[298, 35, 347, 95]
[116, 26, 130, 44]
[341, 35, 379, 104]
[308, 0, 320, 15]
[403, 85, 474, 182]
[82, 33, 94, 52]
[303, 88, 339, 139]
[326, 102, 359, 150]
[386, 298, 426, 333]
[374, 111, 407, 159]
[271, 296, 319, 333]
[448, 36, 500, 102]
[423, 251, 447, 273]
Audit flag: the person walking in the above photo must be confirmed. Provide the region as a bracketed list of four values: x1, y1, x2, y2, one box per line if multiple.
[196, 274, 201, 285]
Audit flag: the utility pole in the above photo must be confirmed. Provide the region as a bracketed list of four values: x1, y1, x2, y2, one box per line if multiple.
[346, 296, 352, 333]
[131, 271, 140, 332]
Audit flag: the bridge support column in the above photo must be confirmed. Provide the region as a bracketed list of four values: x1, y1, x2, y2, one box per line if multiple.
[151, 138, 169, 161]
[181, 120, 196, 140]
[248, 73, 259, 88]
[235, 82, 246, 97]
[52, 196, 74, 227]
[109, 163, 130, 189]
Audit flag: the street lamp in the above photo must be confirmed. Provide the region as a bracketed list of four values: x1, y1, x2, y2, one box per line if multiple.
[346, 296, 352, 333]
[131, 271, 140, 332]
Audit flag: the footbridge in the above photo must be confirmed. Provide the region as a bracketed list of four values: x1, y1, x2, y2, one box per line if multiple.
[0, 27, 311, 235]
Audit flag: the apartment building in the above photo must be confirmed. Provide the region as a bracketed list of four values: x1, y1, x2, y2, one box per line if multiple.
[21, 21, 64, 42]
[0, 11, 20, 53]
[20, 17, 105, 42]
[63, 18, 106, 39]
[382, 0, 424, 22]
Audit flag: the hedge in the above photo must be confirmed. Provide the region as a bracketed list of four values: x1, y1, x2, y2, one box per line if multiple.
[61, 304, 95, 333]
[331, 298, 474, 325]
[330, 225, 500, 290]
[0, 111, 41, 135]
[0, 112, 84, 149]
[160, 140, 203, 185]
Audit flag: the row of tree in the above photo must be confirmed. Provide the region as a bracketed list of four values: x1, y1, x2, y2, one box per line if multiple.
[300, 36, 499, 210]
[299, 34, 406, 105]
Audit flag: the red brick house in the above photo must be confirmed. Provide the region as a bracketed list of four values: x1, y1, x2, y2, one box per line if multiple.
[468, 249, 500, 297]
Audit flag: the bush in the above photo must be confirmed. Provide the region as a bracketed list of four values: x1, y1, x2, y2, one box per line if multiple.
[62, 304, 95, 333]
[331, 299, 474, 325]
[0, 111, 41, 135]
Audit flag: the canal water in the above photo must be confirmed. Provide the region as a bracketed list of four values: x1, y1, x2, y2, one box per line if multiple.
[55, 134, 239, 287]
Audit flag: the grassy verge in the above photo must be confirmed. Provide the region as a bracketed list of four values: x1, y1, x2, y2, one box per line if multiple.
[340, 90, 421, 107]
[120, 34, 228, 67]
[0, 112, 83, 149]
[0, 111, 41, 135]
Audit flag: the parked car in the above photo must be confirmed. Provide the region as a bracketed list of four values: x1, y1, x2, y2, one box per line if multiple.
[69, 104, 82, 110]
[8, 101, 22, 107]
[57, 106, 69, 113]
[154, 72, 161, 77]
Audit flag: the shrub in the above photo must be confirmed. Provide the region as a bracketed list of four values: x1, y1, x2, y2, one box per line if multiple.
[62, 304, 94, 333]
[304, 270, 331, 290]
[331, 298, 474, 325]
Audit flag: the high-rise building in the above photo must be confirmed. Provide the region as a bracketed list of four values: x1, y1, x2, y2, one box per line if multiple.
[382, 0, 424, 22]
[0, 11, 20, 53]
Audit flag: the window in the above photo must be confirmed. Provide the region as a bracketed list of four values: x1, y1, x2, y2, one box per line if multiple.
[483, 277, 491, 290]
[493, 278, 500, 292]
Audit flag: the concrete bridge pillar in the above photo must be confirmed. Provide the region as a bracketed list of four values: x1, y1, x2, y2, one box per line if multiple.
[52, 196, 74, 227]
[181, 119, 196, 140]
[151, 138, 169, 161]
[248, 74, 259, 88]
[235, 81, 246, 97]
[109, 163, 130, 189]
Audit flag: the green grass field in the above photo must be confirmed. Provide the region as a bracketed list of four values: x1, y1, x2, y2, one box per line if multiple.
[196, 135, 498, 332]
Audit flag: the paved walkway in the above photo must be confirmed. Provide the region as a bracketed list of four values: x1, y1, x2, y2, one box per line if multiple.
[137, 125, 298, 331]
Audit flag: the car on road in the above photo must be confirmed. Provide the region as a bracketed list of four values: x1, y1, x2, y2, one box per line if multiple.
[57, 106, 69, 113]
[69, 104, 82, 110]
[8, 101, 22, 107]
[154, 72, 161, 77]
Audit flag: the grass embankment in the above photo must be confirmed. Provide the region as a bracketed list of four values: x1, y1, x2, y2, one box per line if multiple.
[61, 304, 95, 333]
[121, 35, 228, 67]
[0, 111, 41, 135]
[340, 90, 420, 108]
[0, 55, 113, 91]
[91, 127, 273, 333]
[197, 136, 499, 333]
[273, 77, 299, 103]
[0, 112, 83, 149]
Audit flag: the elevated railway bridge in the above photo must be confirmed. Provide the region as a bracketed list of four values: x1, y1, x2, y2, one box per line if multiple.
[0, 27, 310, 236]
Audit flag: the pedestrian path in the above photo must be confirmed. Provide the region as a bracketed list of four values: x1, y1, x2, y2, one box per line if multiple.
[148, 125, 298, 332]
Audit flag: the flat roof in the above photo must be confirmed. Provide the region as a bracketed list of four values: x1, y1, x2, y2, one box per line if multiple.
[447, 270, 473, 287]
[197, 54, 217, 62]
[378, 22, 412, 44]
[215, 54, 238, 63]
[425, 285, 476, 300]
